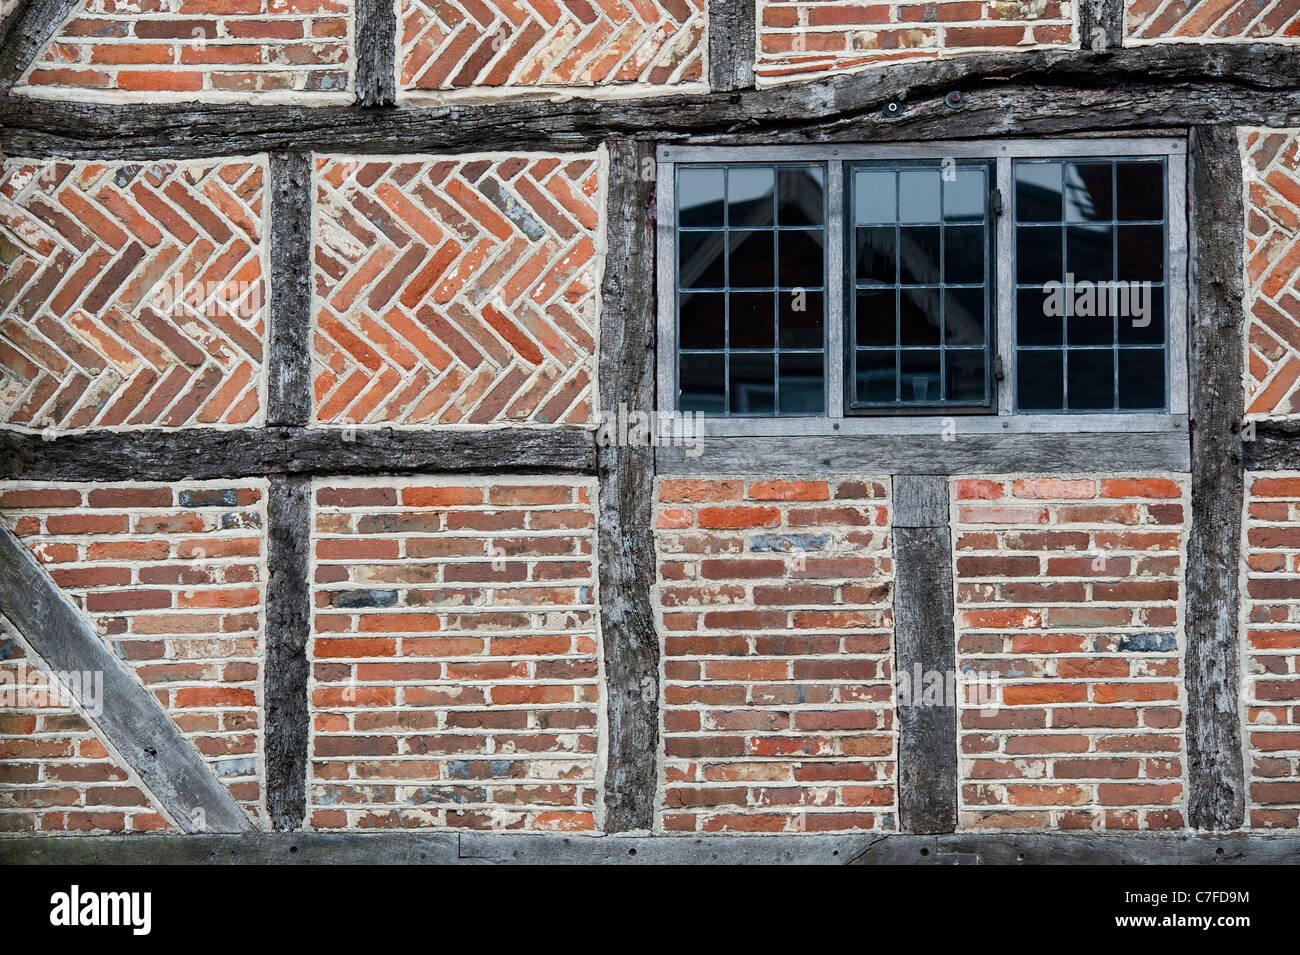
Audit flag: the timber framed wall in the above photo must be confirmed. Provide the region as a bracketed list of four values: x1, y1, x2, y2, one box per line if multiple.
[1, 0, 1300, 863]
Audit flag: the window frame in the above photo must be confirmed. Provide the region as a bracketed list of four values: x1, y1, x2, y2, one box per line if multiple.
[655, 138, 1188, 438]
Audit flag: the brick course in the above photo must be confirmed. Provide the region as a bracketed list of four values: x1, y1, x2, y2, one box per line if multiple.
[653, 476, 896, 833]
[311, 154, 601, 429]
[1243, 128, 1300, 420]
[1241, 471, 1300, 828]
[0, 481, 268, 824]
[16, 0, 352, 103]
[953, 476, 1189, 831]
[0, 157, 267, 432]
[755, 0, 1074, 84]
[308, 476, 601, 831]
[398, 0, 706, 102]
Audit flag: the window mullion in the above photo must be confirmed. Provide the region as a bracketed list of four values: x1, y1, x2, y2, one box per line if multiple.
[995, 155, 1015, 414]
[827, 160, 845, 419]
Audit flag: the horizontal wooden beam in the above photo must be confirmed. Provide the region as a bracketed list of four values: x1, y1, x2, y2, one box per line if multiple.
[2, 46, 1297, 158]
[3, 831, 1298, 865]
[1244, 420, 1300, 470]
[655, 432, 1190, 474]
[0, 526, 253, 833]
[0, 427, 597, 481]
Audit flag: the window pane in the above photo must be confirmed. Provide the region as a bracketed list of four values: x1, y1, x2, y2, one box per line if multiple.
[680, 230, 725, 288]
[944, 225, 984, 284]
[1118, 349, 1165, 409]
[899, 226, 941, 285]
[729, 230, 774, 288]
[778, 229, 824, 287]
[855, 170, 896, 224]
[1067, 349, 1115, 410]
[729, 291, 774, 349]
[946, 349, 986, 403]
[729, 354, 775, 414]
[1117, 285, 1165, 346]
[680, 291, 724, 349]
[1064, 162, 1114, 222]
[778, 167, 825, 226]
[945, 287, 985, 346]
[1016, 226, 1062, 284]
[728, 166, 774, 228]
[899, 169, 942, 222]
[1066, 224, 1113, 283]
[1116, 225, 1164, 282]
[1116, 162, 1164, 221]
[1017, 287, 1062, 346]
[1018, 350, 1064, 410]
[944, 168, 985, 222]
[680, 354, 724, 413]
[678, 167, 724, 227]
[900, 350, 941, 403]
[1016, 162, 1062, 222]
[778, 353, 824, 414]
[779, 289, 824, 349]
[856, 289, 895, 347]
[901, 287, 941, 346]
[856, 349, 897, 403]
[856, 226, 895, 285]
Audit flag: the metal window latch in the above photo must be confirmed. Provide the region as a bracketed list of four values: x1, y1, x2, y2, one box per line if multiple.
[993, 356, 1006, 381]
[991, 188, 1004, 217]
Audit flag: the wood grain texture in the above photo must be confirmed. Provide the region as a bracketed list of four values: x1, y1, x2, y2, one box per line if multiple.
[1078, 0, 1125, 52]
[355, 0, 397, 108]
[893, 477, 958, 835]
[3, 46, 1297, 158]
[265, 475, 311, 831]
[0, 525, 253, 833]
[0, 428, 596, 481]
[597, 140, 660, 833]
[1244, 420, 1300, 470]
[1185, 125, 1247, 832]
[268, 152, 313, 428]
[707, 0, 755, 92]
[0, 0, 80, 93]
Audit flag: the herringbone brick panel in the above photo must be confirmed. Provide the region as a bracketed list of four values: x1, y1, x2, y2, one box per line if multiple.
[16, 0, 352, 102]
[1243, 129, 1300, 419]
[312, 155, 600, 428]
[755, 0, 1075, 84]
[0, 481, 269, 824]
[1127, 0, 1300, 42]
[398, 0, 706, 99]
[0, 158, 266, 433]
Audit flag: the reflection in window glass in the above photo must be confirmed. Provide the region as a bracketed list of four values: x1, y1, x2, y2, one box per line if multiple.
[1013, 158, 1167, 412]
[849, 160, 993, 409]
[675, 163, 827, 415]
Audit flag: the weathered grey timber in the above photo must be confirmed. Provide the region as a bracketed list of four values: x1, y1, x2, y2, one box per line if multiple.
[655, 432, 1190, 474]
[707, 0, 756, 93]
[0, 427, 596, 481]
[267, 153, 314, 428]
[1077, 0, 1124, 53]
[1244, 420, 1300, 470]
[0, 526, 253, 833]
[0, 0, 81, 94]
[265, 476, 311, 831]
[892, 476, 958, 834]
[3, 831, 1298, 865]
[1184, 126, 1248, 831]
[597, 140, 660, 832]
[354, 0, 397, 108]
[4, 46, 1299, 158]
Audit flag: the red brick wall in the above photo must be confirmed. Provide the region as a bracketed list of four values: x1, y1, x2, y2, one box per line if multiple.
[755, 0, 1074, 83]
[0, 481, 268, 825]
[654, 476, 895, 833]
[1242, 472, 1300, 828]
[398, 0, 707, 101]
[954, 475, 1188, 831]
[308, 476, 601, 831]
[1128, 0, 1300, 43]
[1243, 128, 1300, 420]
[0, 157, 267, 432]
[0, 639, 170, 834]
[311, 153, 601, 428]
[17, 0, 352, 103]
